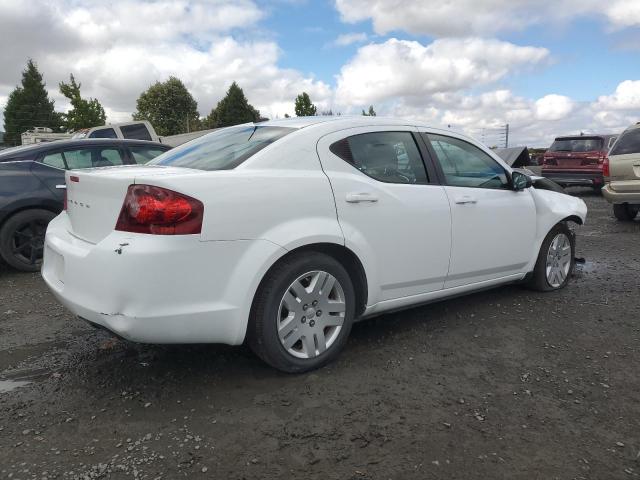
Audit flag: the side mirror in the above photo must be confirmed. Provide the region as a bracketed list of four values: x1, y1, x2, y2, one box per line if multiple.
[511, 171, 532, 191]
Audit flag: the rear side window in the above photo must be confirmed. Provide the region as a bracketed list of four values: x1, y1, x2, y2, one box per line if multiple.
[129, 146, 168, 164]
[330, 131, 428, 184]
[42, 152, 66, 169]
[610, 129, 640, 156]
[89, 128, 117, 139]
[121, 123, 152, 141]
[549, 137, 603, 152]
[149, 126, 295, 170]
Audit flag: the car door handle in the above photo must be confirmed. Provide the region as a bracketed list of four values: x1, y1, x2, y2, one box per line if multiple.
[454, 195, 477, 205]
[55, 184, 67, 189]
[346, 192, 379, 203]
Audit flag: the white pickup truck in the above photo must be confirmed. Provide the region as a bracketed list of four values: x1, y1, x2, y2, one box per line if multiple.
[21, 121, 214, 147]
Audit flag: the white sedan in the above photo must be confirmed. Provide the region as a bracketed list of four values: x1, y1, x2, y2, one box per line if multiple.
[43, 117, 587, 372]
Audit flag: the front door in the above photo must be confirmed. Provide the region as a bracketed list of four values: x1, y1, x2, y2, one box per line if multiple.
[317, 127, 452, 305]
[421, 131, 536, 289]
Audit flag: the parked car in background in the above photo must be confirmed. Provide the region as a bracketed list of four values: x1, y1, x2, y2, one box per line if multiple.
[22, 120, 216, 148]
[0, 139, 170, 271]
[43, 117, 586, 373]
[541, 134, 618, 191]
[602, 123, 640, 221]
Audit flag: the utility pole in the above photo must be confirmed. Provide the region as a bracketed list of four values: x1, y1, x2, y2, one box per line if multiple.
[505, 123, 509, 148]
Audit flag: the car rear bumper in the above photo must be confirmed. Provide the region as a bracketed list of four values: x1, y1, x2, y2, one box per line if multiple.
[602, 185, 640, 204]
[541, 170, 604, 187]
[42, 213, 285, 345]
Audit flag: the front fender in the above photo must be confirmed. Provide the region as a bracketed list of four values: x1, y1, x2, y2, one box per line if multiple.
[528, 188, 587, 266]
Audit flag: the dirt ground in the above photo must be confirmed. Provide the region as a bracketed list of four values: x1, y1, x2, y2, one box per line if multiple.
[1, 189, 639, 480]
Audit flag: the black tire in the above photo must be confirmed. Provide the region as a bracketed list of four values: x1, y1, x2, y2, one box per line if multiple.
[613, 203, 638, 222]
[0, 209, 56, 272]
[247, 251, 356, 373]
[527, 223, 575, 292]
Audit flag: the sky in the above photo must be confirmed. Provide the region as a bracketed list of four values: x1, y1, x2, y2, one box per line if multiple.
[1, 0, 640, 147]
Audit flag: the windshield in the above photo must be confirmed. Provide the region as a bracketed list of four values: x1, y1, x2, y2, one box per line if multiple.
[610, 129, 640, 156]
[149, 125, 296, 171]
[549, 137, 603, 152]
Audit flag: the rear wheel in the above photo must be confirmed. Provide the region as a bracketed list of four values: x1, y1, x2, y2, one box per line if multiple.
[0, 209, 56, 272]
[248, 252, 355, 373]
[528, 223, 575, 292]
[613, 203, 639, 222]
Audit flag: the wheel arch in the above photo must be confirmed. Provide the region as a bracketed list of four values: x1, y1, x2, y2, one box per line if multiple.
[561, 215, 583, 226]
[252, 242, 369, 320]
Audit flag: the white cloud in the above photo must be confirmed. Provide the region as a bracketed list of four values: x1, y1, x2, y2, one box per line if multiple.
[606, 0, 640, 28]
[0, 0, 330, 128]
[534, 94, 574, 121]
[335, 38, 549, 106]
[333, 32, 368, 47]
[595, 80, 640, 110]
[334, 0, 640, 37]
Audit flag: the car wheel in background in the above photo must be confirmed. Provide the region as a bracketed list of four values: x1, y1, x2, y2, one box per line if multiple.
[613, 203, 639, 222]
[248, 251, 355, 373]
[528, 223, 575, 292]
[0, 209, 56, 272]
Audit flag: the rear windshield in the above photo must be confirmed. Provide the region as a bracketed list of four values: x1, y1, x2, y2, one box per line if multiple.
[610, 128, 640, 156]
[549, 137, 603, 152]
[149, 125, 296, 170]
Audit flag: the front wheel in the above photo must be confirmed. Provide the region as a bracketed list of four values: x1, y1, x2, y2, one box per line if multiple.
[0, 209, 56, 272]
[613, 203, 639, 222]
[247, 252, 355, 373]
[528, 223, 575, 292]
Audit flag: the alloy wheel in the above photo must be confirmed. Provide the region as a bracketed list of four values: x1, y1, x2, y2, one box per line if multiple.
[277, 270, 346, 359]
[11, 219, 47, 265]
[545, 233, 572, 288]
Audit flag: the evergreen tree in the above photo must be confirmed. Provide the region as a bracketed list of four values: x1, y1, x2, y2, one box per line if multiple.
[3, 59, 60, 146]
[59, 74, 106, 131]
[133, 77, 199, 136]
[294, 92, 317, 116]
[205, 82, 260, 128]
[362, 105, 377, 116]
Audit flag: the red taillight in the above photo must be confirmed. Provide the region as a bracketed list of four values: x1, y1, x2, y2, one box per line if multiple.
[115, 185, 204, 235]
[603, 156, 610, 177]
[63, 189, 67, 211]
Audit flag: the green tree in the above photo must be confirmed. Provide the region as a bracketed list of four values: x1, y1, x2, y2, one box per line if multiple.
[294, 92, 317, 116]
[133, 77, 199, 136]
[205, 82, 260, 128]
[362, 105, 377, 116]
[3, 59, 60, 146]
[59, 74, 106, 131]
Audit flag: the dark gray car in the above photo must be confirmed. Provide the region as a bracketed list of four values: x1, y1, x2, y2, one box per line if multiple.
[0, 139, 170, 271]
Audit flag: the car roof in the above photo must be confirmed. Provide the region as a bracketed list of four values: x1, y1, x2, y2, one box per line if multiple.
[0, 138, 168, 160]
[554, 134, 616, 140]
[258, 115, 430, 129]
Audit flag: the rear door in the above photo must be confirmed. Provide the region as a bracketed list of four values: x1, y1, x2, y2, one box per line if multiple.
[421, 131, 536, 288]
[608, 128, 640, 189]
[317, 127, 451, 303]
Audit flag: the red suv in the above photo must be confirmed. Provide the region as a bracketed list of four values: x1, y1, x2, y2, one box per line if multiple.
[541, 134, 618, 191]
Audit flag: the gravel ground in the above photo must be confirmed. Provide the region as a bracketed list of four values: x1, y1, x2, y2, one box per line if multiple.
[1, 189, 639, 480]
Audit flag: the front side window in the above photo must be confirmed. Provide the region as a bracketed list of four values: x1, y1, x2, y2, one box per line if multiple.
[95, 148, 125, 166]
[330, 131, 428, 184]
[121, 123, 152, 141]
[610, 129, 640, 156]
[129, 146, 169, 164]
[89, 128, 117, 139]
[427, 134, 509, 189]
[149, 125, 295, 171]
[64, 148, 93, 169]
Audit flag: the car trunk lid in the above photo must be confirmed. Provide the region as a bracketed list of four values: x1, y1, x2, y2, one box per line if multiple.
[65, 165, 197, 244]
